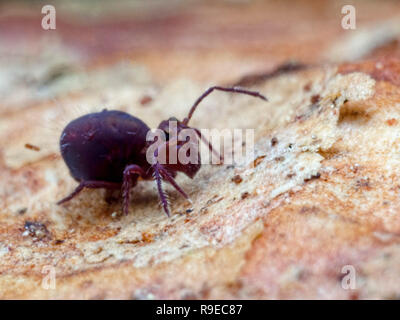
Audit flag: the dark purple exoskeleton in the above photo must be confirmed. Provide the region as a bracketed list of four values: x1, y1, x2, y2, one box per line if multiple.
[58, 86, 267, 216]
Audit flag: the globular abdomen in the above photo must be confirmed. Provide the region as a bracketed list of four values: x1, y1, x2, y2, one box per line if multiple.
[60, 109, 150, 183]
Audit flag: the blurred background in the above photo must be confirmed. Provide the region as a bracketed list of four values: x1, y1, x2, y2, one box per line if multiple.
[0, 0, 399, 113]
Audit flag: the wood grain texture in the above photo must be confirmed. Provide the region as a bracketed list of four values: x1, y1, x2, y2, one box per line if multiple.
[0, 0, 400, 299]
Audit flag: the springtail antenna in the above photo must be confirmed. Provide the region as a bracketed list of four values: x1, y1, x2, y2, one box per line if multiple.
[182, 86, 268, 125]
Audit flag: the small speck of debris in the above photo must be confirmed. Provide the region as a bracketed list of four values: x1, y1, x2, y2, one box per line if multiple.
[206, 195, 223, 205]
[303, 82, 312, 91]
[23, 221, 50, 240]
[241, 192, 250, 199]
[54, 239, 64, 245]
[274, 156, 285, 162]
[186, 208, 193, 214]
[24, 143, 40, 151]
[350, 163, 360, 173]
[387, 118, 397, 126]
[141, 232, 154, 243]
[304, 172, 321, 182]
[17, 208, 27, 215]
[271, 137, 278, 147]
[111, 211, 118, 218]
[226, 165, 235, 170]
[356, 177, 370, 188]
[287, 172, 296, 179]
[310, 94, 320, 104]
[294, 114, 306, 122]
[231, 174, 243, 184]
[200, 207, 208, 214]
[140, 95, 153, 106]
[262, 200, 270, 207]
[253, 155, 266, 167]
